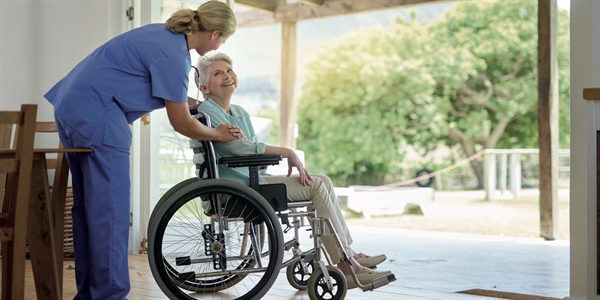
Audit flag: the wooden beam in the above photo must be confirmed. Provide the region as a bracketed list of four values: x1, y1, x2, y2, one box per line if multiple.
[299, 0, 325, 5]
[537, 0, 559, 240]
[235, 0, 439, 27]
[235, 0, 283, 12]
[277, 0, 439, 22]
[235, 9, 277, 27]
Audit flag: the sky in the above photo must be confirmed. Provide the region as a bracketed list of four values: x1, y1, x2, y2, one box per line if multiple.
[558, 0, 570, 11]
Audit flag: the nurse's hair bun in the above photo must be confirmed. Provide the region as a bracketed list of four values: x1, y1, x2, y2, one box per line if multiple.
[165, 1, 236, 37]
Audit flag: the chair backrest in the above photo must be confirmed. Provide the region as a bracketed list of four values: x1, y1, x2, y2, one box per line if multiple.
[0, 104, 37, 212]
[2, 121, 67, 190]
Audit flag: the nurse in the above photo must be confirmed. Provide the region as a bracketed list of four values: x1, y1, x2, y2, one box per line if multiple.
[43, 1, 238, 299]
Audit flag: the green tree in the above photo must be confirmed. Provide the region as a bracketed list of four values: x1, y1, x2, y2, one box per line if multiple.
[297, 20, 444, 186]
[427, 0, 570, 187]
[297, 1, 570, 188]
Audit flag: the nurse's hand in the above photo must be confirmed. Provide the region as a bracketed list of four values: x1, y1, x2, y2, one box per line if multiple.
[215, 124, 245, 142]
[165, 100, 243, 142]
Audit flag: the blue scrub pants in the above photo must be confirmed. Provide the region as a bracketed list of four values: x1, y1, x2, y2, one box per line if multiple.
[56, 104, 131, 300]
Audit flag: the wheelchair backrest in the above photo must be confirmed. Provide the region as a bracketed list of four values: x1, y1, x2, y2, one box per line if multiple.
[190, 111, 219, 180]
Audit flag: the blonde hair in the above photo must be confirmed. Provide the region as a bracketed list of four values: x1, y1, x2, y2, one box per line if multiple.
[165, 1, 236, 37]
[195, 52, 233, 99]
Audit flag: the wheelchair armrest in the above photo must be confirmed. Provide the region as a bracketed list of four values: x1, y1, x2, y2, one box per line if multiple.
[218, 155, 282, 168]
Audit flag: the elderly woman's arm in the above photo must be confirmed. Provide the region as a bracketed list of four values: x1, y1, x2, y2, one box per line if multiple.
[213, 138, 266, 157]
[202, 101, 312, 185]
[263, 145, 312, 185]
[213, 139, 312, 185]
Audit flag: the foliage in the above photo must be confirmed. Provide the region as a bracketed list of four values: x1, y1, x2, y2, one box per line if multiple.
[428, 0, 570, 150]
[297, 20, 444, 185]
[296, 1, 570, 187]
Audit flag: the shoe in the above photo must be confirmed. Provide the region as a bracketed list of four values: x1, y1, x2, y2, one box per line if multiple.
[345, 267, 392, 290]
[355, 253, 387, 268]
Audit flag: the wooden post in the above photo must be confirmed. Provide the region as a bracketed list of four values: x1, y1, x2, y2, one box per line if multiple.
[280, 21, 297, 148]
[537, 0, 559, 240]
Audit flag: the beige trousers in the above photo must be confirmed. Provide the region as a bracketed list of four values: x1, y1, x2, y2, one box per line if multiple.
[264, 174, 353, 263]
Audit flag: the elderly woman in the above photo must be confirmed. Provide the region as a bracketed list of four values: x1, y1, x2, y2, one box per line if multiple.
[193, 51, 393, 289]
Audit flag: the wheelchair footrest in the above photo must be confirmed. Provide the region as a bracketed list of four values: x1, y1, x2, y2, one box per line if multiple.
[368, 274, 396, 291]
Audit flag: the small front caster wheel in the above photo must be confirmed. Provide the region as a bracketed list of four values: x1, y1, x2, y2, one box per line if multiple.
[307, 265, 347, 300]
[286, 259, 315, 290]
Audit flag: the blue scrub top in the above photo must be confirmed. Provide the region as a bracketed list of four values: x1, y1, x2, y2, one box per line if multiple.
[45, 23, 190, 143]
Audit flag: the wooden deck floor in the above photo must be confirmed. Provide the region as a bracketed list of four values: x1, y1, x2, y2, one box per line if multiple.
[11, 254, 488, 300]
[4, 226, 569, 299]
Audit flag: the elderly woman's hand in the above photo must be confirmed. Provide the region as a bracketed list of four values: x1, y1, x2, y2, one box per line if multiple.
[226, 124, 245, 139]
[285, 149, 313, 186]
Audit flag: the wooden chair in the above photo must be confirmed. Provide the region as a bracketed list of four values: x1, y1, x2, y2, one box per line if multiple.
[17, 121, 76, 299]
[0, 104, 37, 300]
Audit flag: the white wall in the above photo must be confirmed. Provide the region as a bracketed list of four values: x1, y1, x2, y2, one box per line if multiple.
[1, 0, 139, 250]
[569, 0, 600, 299]
[0, 0, 128, 122]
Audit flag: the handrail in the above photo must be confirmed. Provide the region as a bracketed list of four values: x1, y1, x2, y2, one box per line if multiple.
[584, 88, 600, 100]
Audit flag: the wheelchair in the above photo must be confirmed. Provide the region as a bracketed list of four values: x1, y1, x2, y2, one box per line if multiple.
[147, 111, 393, 299]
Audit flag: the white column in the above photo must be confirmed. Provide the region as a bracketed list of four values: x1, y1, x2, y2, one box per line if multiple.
[509, 153, 521, 198]
[131, 0, 163, 254]
[568, 0, 600, 299]
[484, 152, 496, 200]
[499, 154, 507, 194]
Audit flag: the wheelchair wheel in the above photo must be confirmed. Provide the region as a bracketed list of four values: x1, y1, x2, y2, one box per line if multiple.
[286, 259, 315, 290]
[148, 177, 198, 223]
[307, 265, 347, 300]
[148, 179, 284, 300]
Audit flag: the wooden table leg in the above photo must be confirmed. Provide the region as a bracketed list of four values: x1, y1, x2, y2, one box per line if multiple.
[27, 154, 61, 300]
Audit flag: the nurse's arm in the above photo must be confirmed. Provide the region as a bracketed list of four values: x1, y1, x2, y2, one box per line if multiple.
[164, 100, 240, 142]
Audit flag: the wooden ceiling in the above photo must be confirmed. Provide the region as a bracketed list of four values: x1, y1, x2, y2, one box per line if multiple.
[232, 0, 440, 27]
